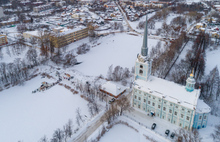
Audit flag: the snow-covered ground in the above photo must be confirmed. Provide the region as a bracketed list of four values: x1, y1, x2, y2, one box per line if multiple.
[74, 33, 162, 76]
[129, 12, 155, 33]
[199, 115, 220, 142]
[129, 12, 181, 35]
[0, 46, 30, 63]
[99, 124, 139, 142]
[206, 47, 220, 74]
[0, 75, 91, 142]
[88, 115, 171, 142]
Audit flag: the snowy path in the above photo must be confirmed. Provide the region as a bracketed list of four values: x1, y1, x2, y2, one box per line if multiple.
[71, 110, 108, 142]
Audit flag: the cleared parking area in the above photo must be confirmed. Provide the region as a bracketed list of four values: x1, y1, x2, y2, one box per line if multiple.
[124, 108, 179, 140]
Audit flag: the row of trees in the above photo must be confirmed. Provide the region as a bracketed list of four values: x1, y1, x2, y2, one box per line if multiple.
[171, 3, 207, 14]
[38, 94, 132, 142]
[200, 67, 220, 116]
[107, 65, 131, 82]
[110, 22, 124, 32]
[150, 32, 187, 78]
[0, 48, 40, 90]
[170, 32, 208, 84]
[39, 119, 73, 142]
[0, 59, 29, 89]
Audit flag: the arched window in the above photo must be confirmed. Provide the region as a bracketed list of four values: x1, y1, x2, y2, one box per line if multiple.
[139, 70, 143, 75]
[140, 65, 143, 69]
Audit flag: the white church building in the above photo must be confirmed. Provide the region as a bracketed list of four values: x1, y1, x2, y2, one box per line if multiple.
[132, 15, 211, 131]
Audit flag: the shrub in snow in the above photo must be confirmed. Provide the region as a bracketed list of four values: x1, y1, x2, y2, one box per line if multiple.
[76, 43, 90, 55]
[211, 124, 220, 142]
[51, 53, 77, 67]
[174, 128, 201, 142]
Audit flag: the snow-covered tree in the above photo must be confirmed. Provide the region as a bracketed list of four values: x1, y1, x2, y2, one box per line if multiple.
[200, 67, 220, 116]
[175, 128, 201, 142]
[211, 124, 220, 142]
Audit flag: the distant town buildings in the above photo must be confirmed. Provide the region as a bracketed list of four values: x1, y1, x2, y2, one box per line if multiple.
[0, 7, 4, 18]
[23, 26, 89, 48]
[50, 26, 88, 48]
[33, 3, 53, 13]
[0, 35, 8, 46]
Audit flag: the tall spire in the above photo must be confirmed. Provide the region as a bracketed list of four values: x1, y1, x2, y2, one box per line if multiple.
[141, 15, 148, 57]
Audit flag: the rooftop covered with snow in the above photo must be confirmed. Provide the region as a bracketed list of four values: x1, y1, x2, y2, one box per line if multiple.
[134, 76, 200, 110]
[101, 81, 127, 97]
[196, 99, 211, 113]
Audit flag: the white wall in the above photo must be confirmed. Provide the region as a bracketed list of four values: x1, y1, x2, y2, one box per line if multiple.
[0, 7, 4, 18]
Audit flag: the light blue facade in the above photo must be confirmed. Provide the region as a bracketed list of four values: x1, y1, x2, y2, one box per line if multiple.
[133, 88, 194, 130]
[185, 73, 196, 92]
[192, 112, 209, 129]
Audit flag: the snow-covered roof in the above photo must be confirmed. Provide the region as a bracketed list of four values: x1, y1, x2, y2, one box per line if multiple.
[134, 76, 200, 110]
[60, 26, 87, 35]
[197, 23, 203, 26]
[23, 30, 40, 37]
[214, 5, 220, 8]
[196, 99, 211, 113]
[101, 81, 127, 96]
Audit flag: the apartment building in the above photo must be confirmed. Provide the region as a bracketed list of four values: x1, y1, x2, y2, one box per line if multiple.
[50, 26, 88, 48]
[0, 35, 8, 46]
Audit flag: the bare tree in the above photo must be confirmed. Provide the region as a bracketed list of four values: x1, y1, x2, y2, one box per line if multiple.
[38, 30, 51, 59]
[63, 119, 73, 142]
[76, 107, 84, 123]
[107, 65, 113, 80]
[87, 22, 97, 42]
[102, 105, 119, 124]
[175, 128, 201, 142]
[211, 124, 220, 142]
[38, 135, 48, 142]
[51, 128, 64, 142]
[77, 43, 90, 55]
[26, 49, 38, 67]
[116, 95, 133, 115]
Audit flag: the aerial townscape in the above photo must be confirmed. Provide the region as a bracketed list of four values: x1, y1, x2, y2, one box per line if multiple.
[1, 0, 220, 142]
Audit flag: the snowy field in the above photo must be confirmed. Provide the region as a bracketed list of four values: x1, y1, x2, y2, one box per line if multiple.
[0, 76, 90, 142]
[206, 47, 220, 74]
[99, 124, 139, 142]
[199, 115, 220, 142]
[74, 33, 162, 76]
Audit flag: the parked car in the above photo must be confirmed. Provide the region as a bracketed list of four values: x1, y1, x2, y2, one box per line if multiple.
[108, 98, 115, 104]
[165, 129, 170, 136]
[151, 123, 156, 130]
[170, 132, 175, 139]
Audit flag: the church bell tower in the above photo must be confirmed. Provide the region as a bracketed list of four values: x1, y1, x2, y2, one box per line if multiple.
[134, 15, 152, 81]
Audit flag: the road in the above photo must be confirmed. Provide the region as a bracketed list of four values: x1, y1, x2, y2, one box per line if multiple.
[71, 89, 133, 142]
[72, 116, 104, 142]
[116, 2, 165, 41]
[72, 110, 110, 142]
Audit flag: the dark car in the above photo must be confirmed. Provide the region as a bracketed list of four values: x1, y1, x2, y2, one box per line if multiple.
[170, 132, 175, 139]
[108, 98, 115, 104]
[165, 129, 170, 136]
[151, 123, 156, 130]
